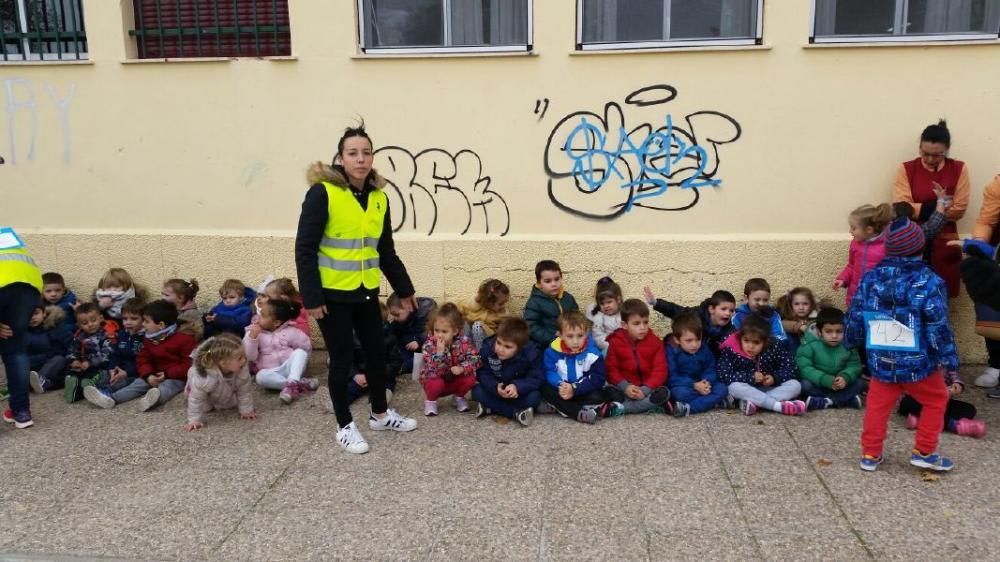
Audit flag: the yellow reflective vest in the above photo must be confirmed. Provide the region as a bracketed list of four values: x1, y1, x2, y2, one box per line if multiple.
[317, 182, 386, 291]
[0, 246, 43, 291]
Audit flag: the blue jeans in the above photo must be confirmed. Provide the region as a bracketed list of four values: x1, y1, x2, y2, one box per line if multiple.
[799, 378, 866, 407]
[472, 383, 541, 418]
[112, 378, 185, 407]
[0, 283, 41, 417]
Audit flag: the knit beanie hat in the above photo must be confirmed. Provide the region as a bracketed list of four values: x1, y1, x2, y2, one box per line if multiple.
[885, 217, 925, 256]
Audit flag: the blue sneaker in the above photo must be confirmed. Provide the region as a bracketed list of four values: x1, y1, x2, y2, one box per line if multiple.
[805, 396, 832, 411]
[909, 450, 954, 472]
[859, 454, 884, 472]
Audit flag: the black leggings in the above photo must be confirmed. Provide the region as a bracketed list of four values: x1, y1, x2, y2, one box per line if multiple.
[317, 298, 387, 427]
[987, 338, 1000, 369]
[541, 385, 608, 418]
[898, 395, 976, 422]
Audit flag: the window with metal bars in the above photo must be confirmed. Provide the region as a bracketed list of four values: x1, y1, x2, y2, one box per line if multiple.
[129, 0, 291, 58]
[0, 0, 87, 62]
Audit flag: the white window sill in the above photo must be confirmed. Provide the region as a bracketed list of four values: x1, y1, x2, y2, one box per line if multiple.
[0, 59, 92, 66]
[352, 50, 536, 60]
[121, 56, 296, 64]
[571, 44, 771, 56]
[805, 39, 1000, 49]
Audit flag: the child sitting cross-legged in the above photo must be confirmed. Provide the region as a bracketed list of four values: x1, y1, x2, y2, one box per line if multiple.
[184, 334, 257, 431]
[82, 298, 147, 409]
[795, 307, 865, 411]
[541, 311, 609, 424]
[63, 303, 114, 403]
[419, 303, 479, 416]
[666, 311, 730, 417]
[718, 313, 805, 417]
[471, 317, 543, 426]
[602, 299, 670, 416]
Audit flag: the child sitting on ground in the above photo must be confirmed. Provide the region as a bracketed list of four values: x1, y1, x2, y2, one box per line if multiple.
[795, 307, 865, 411]
[666, 311, 730, 417]
[26, 302, 71, 394]
[388, 292, 437, 374]
[255, 277, 311, 337]
[603, 299, 670, 416]
[95, 267, 145, 328]
[41, 271, 77, 331]
[644, 286, 737, 356]
[461, 278, 510, 351]
[776, 287, 819, 355]
[586, 276, 622, 353]
[346, 302, 403, 404]
[471, 317, 543, 426]
[115, 300, 197, 412]
[419, 303, 479, 416]
[63, 303, 114, 403]
[541, 311, 608, 424]
[718, 314, 805, 417]
[525, 260, 579, 349]
[847, 214, 958, 472]
[245, 299, 315, 405]
[81, 298, 146, 409]
[162, 278, 204, 341]
[731, 278, 787, 346]
[184, 334, 257, 431]
[204, 279, 256, 338]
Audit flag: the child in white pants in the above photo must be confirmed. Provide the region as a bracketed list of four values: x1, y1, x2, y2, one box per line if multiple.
[244, 299, 316, 404]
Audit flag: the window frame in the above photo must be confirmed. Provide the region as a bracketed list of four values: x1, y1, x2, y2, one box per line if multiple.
[0, 0, 88, 62]
[356, 0, 534, 55]
[810, 0, 1000, 44]
[575, 0, 764, 51]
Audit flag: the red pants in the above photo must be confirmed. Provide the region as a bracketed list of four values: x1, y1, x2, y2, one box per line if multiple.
[862, 370, 949, 457]
[422, 375, 475, 401]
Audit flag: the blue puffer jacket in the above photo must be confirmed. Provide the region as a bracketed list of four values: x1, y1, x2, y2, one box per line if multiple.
[732, 304, 787, 344]
[109, 328, 145, 379]
[846, 256, 958, 383]
[206, 287, 257, 336]
[542, 336, 606, 396]
[476, 336, 544, 393]
[666, 340, 720, 393]
[26, 306, 72, 370]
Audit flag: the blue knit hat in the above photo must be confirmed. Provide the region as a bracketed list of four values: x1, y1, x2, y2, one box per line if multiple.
[885, 217, 925, 256]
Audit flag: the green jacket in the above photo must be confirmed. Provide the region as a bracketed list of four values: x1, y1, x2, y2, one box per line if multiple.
[795, 330, 862, 389]
[523, 286, 579, 346]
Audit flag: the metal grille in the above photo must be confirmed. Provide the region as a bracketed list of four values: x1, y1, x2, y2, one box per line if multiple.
[130, 0, 291, 58]
[0, 0, 88, 62]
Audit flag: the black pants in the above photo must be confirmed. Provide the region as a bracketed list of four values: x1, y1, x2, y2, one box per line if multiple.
[541, 385, 607, 418]
[317, 298, 387, 427]
[898, 395, 976, 422]
[987, 338, 1000, 369]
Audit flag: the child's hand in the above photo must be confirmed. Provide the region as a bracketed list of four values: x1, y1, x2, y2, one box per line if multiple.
[0, 322, 11, 339]
[78, 361, 89, 371]
[762, 374, 775, 387]
[642, 286, 656, 306]
[753, 371, 765, 384]
[506, 384, 519, 399]
[625, 384, 644, 400]
[497, 383, 510, 398]
[69, 359, 82, 371]
[354, 374, 368, 387]
[694, 380, 711, 396]
[832, 376, 846, 391]
[148, 374, 165, 387]
[449, 366, 464, 376]
[406, 342, 419, 351]
[205, 314, 216, 323]
[183, 421, 204, 432]
[832, 280, 845, 291]
[558, 382, 574, 400]
[110, 368, 127, 385]
[949, 382, 963, 396]
[69, 301, 81, 310]
[240, 411, 258, 421]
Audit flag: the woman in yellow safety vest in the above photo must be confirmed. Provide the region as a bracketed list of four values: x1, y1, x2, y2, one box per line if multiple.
[0, 228, 44, 429]
[295, 123, 419, 454]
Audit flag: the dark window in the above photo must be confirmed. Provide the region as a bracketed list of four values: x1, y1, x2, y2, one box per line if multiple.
[1, 0, 87, 62]
[580, 0, 760, 48]
[813, 0, 1000, 40]
[360, 0, 531, 51]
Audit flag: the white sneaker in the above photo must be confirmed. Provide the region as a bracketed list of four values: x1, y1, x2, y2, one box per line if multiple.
[336, 422, 369, 454]
[369, 408, 417, 432]
[137, 387, 160, 412]
[454, 396, 470, 412]
[424, 400, 438, 416]
[83, 385, 115, 409]
[29, 371, 44, 393]
[974, 367, 1000, 388]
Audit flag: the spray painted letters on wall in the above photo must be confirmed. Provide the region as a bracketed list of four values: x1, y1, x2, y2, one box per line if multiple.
[3, 78, 76, 165]
[374, 147, 510, 237]
[542, 85, 741, 220]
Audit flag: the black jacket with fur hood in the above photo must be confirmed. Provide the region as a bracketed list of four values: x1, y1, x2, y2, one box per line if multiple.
[295, 162, 414, 308]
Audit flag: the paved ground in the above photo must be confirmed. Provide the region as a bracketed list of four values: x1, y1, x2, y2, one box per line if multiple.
[1, 358, 999, 561]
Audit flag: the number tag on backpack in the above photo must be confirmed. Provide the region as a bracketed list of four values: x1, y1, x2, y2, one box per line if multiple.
[865, 312, 920, 352]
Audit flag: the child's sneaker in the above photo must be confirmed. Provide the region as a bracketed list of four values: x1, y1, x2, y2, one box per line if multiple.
[137, 387, 160, 412]
[2, 408, 33, 429]
[2, 408, 13, 423]
[905, 414, 919, 430]
[805, 396, 832, 411]
[577, 408, 598, 424]
[781, 400, 807, 416]
[649, 387, 670, 406]
[424, 400, 438, 416]
[297, 378, 320, 392]
[909, 450, 954, 472]
[368, 408, 417, 432]
[673, 401, 691, 418]
[987, 387, 1000, 400]
[279, 382, 300, 404]
[845, 395, 863, 409]
[29, 371, 46, 393]
[974, 366, 999, 388]
[740, 400, 757, 416]
[536, 402, 556, 415]
[721, 395, 737, 409]
[475, 403, 491, 418]
[83, 385, 115, 409]
[64, 375, 79, 404]
[953, 418, 986, 439]
[454, 396, 470, 412]
[597, 401, 624, 418]
[516, 408, 534, 427]
[336, 422, 369, 455]
[859, 454, 884, 472]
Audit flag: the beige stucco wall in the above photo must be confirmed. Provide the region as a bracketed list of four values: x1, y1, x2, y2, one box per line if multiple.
[2, 1, 997, 361]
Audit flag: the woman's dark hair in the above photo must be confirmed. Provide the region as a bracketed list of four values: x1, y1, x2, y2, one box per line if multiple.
[336, 120, 373, 159]
[265, 299, 302, 324]
[920, 119, 950, 148]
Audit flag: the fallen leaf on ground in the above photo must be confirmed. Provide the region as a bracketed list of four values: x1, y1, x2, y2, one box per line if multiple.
[920, 471, 941, 482]
[817, 458, 833, 467]
[494, 417, 510, 425]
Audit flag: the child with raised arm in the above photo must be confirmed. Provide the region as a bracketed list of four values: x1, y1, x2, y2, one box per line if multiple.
[643, 286, 736, 356]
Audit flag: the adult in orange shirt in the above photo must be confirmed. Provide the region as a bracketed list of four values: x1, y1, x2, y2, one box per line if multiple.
[970, 174, 1000, 389]
[893, 120, 969, 298]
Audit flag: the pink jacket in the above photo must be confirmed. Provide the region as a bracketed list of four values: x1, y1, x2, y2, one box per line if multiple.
[836, 234, 886, 305]
[243, 322, 312, 371]
[185, 364, 254, 424]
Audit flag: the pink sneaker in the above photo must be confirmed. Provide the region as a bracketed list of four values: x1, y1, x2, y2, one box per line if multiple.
[279, 382, 300, 404]
[905, 414, 918, 430]
[781, 400, 806, 416]
[953, 418, 986, 438]
[2, 408, 13, 423]
[297, 378, 319, 392]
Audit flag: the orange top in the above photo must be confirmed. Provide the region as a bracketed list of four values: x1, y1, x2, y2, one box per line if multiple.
[893, 160, 970, 221]
[972, 174, 1000, 242]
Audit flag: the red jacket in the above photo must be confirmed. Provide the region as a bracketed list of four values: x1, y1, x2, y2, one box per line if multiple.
[605, 328, 668, 389]
[137, 331, 197, 381]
